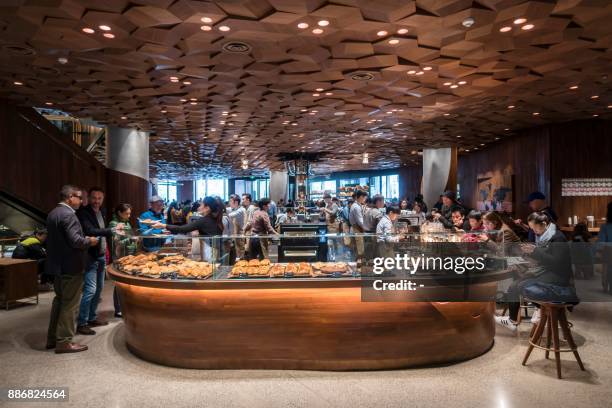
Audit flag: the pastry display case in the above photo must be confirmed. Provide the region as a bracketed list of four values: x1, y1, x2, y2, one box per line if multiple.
[111, 230, 506, 281]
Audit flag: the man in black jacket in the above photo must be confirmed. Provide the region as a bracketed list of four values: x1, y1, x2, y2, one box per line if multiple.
[46, 185, 98, 353]
[76, 187, 124, 335]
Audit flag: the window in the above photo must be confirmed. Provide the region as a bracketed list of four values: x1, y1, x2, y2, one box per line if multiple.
[195, 178, 229, 200]
[369, 174, 399, 201]
[233, 178, 269, 201]
[157, 180, 177, 203]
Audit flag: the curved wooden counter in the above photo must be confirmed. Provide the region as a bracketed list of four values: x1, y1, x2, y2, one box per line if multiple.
[110, 266, 499, 370]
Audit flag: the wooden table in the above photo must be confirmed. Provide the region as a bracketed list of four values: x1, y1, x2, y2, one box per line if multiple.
[110, 266, 512, 371]
[0, 258, 38, 310]
[560, 226, 600, 233]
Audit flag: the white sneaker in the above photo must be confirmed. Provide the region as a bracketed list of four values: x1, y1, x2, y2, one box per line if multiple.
[530, 308, 541, 325]
[495, 315, 518, 332]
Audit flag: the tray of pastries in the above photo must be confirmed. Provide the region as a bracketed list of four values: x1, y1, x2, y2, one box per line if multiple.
[229, 259, 271, 278]
[114, 253, 212, 280]
[310, 262, 353, 277]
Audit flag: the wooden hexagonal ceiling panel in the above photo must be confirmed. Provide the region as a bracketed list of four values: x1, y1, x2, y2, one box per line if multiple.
[1, 0, 611, 178]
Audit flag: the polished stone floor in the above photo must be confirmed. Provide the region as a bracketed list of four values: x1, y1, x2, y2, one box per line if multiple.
[1, 279, 611, 408]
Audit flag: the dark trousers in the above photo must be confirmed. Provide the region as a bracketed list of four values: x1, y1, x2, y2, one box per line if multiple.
[47, 274, 84, 344]
[113, 286, 121, 314]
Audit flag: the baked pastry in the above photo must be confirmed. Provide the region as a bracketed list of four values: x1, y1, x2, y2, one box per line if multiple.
[285, 263, 298, 274]
[295, 262, 312, 277]
[248, 259, 260, 267]
[270, 264, 285, 277]
[260, 259, 271, 266]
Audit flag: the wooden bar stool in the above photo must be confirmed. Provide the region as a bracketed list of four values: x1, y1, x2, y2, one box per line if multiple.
[522, 301, 585, 379]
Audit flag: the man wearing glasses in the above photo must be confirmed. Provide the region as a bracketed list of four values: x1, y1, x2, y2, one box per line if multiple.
[46, 185, 99, 353]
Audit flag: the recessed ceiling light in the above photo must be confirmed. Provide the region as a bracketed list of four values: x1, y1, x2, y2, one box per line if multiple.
[591, 95, 599, 99]
[201, 17, 212, 23]
[180, 98, 187, 102]
[377, 30, 388, 36]
[505, 128, 510, 131]
[499, 26, 512, 33]
[450, 84, 458, 89]
[103, 33, 115, 38]
[183, 81, 191, 85]
[312, 28, 323, 34]
[416, 71, 424, 75]
[121, 116, 127, 119]
[593, 114, 599, 117]
[325, 92, 333, 95]
[190, 102, 197, 105]
[443, 113, 450, 116]
[300, 108, 308, 112]
[462, 17, 475, 28]
[443, 82, 452, 86]
[388, 39, 399, 45]
[397, 28, 408, 34]
[57, 57, 68, 64]
[170, 76, 178, 80]
[514, 18, 527, 25]
[82, 27, 95, 34]
[315, 88, 324, 92]
[190, 98, 197, 101]
[495, 137, 501, 140]
[45, 102, 53, 106]
[507, 105, 515, 109]
[456, 135, 462, 138]
[423, 66, 432, 71]
[458, 80, 467, 85]
[13, 81, 23, 85]
[318, 20, 329, 27]
[407, 70, 416, 75]
[532, 112, 540, 116]
[569, 85, 579, 90]
[608, 105, 612, 109]
[312, 93, 320, 97]
[161, 110, 167, 113]
[200, 25, 212, 31]
[521, 24, 534, 30]
[218, 25, 230, 32]
[99, 25, 111, 31]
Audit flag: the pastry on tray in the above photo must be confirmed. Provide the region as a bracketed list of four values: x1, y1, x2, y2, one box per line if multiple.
[269, 264, 285, 277]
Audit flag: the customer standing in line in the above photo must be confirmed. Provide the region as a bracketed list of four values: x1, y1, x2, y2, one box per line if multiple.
[108, 203, 134, 318]
[46, 185, 98, 353]
[244, 198, 278, 260]
[227, 194, 246, 258]
[76, 187, 124, 335]
[349, 191, 368, 263]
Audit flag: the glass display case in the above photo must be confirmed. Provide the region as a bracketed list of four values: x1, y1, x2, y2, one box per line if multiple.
[111, 229, 507, 281]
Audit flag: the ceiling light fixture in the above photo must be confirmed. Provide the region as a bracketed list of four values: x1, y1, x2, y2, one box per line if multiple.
[521, 24, 534, 30]
[200, 25, 212, 31]
[362, 152, 369, 164]
[532, 112, 540, 116]
[499, 26, 512, 33]
[458, 80, 467, 85]
[591, 95, 599, 99]
[312, 93, 320, 97]
[13, 81, 23, 85]
[388, 39, 399, 45]
[397, 28, 408, 34]
[450, 84, 458, 89]
[45, 102, 53, 106]
[318, 20, 329, 27]
[121, 116, 127, 119]
[315, 88, 324, 92]
[201, 17, 212, 23]
[183, 81, 191, 85]
[103, 33, 115, 38]
[569, 85, 579, 90]
[377, 30, 388, 36]
[325, 92, 333, 95]
[416, 71, 424, 75]
[407, 70, 416, 75]
[218, 25, 230, 32]
[423, 66, 432, 71]
[514, 18, 527, 25]
[57, 57, 68, 64]
[99, 25, 111, 31]
[297, 22, 309, 29]
[443, 82, 452, 86]
[462, 17, 475, 28]
[82, 27, 95, 34]
[507, 105, 515, 109]
[312, 28, 323, 34]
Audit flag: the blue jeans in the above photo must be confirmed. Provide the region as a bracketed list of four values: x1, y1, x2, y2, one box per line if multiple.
[77, 255, 105, 326]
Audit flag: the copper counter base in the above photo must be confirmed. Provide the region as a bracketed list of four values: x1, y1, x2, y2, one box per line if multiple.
[113, 268, 496, 371]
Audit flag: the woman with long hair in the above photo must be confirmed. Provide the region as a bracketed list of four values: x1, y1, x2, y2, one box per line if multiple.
[153, 196, 223, 236]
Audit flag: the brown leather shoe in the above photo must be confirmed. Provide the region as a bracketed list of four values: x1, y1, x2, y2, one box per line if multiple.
[87, 319, 108, 327]
[55, 342, 88, 354]
[77, 325, 96, 335]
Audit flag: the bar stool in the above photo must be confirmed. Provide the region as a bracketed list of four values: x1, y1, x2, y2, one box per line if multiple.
[522, 300, 585, 379]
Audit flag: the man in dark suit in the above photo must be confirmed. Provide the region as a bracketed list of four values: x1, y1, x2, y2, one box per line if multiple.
[76, 187, 124, 335]
[46, 185, 98, 353]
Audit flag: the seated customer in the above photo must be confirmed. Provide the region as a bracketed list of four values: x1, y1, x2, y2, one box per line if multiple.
[450, 207, 470, 232]
[479, 211, 522, 245]
[467, 211, 484, 232]
[411, 201, 426, 226]
[12, 228, 52, 289]
[496, 212, 575, 331]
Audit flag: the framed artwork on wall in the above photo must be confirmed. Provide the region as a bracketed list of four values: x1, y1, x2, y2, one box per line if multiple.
[476, 174, 513, 212]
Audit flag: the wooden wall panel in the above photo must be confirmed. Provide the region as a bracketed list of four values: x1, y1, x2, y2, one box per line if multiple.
[398, 165, 423, 201]
[0, 100, 105, 213]
[458, 126, 551, 221]
[105, 169, 150, 225]
[549, 120, 612, 224]
[458, 119, 612, 224]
